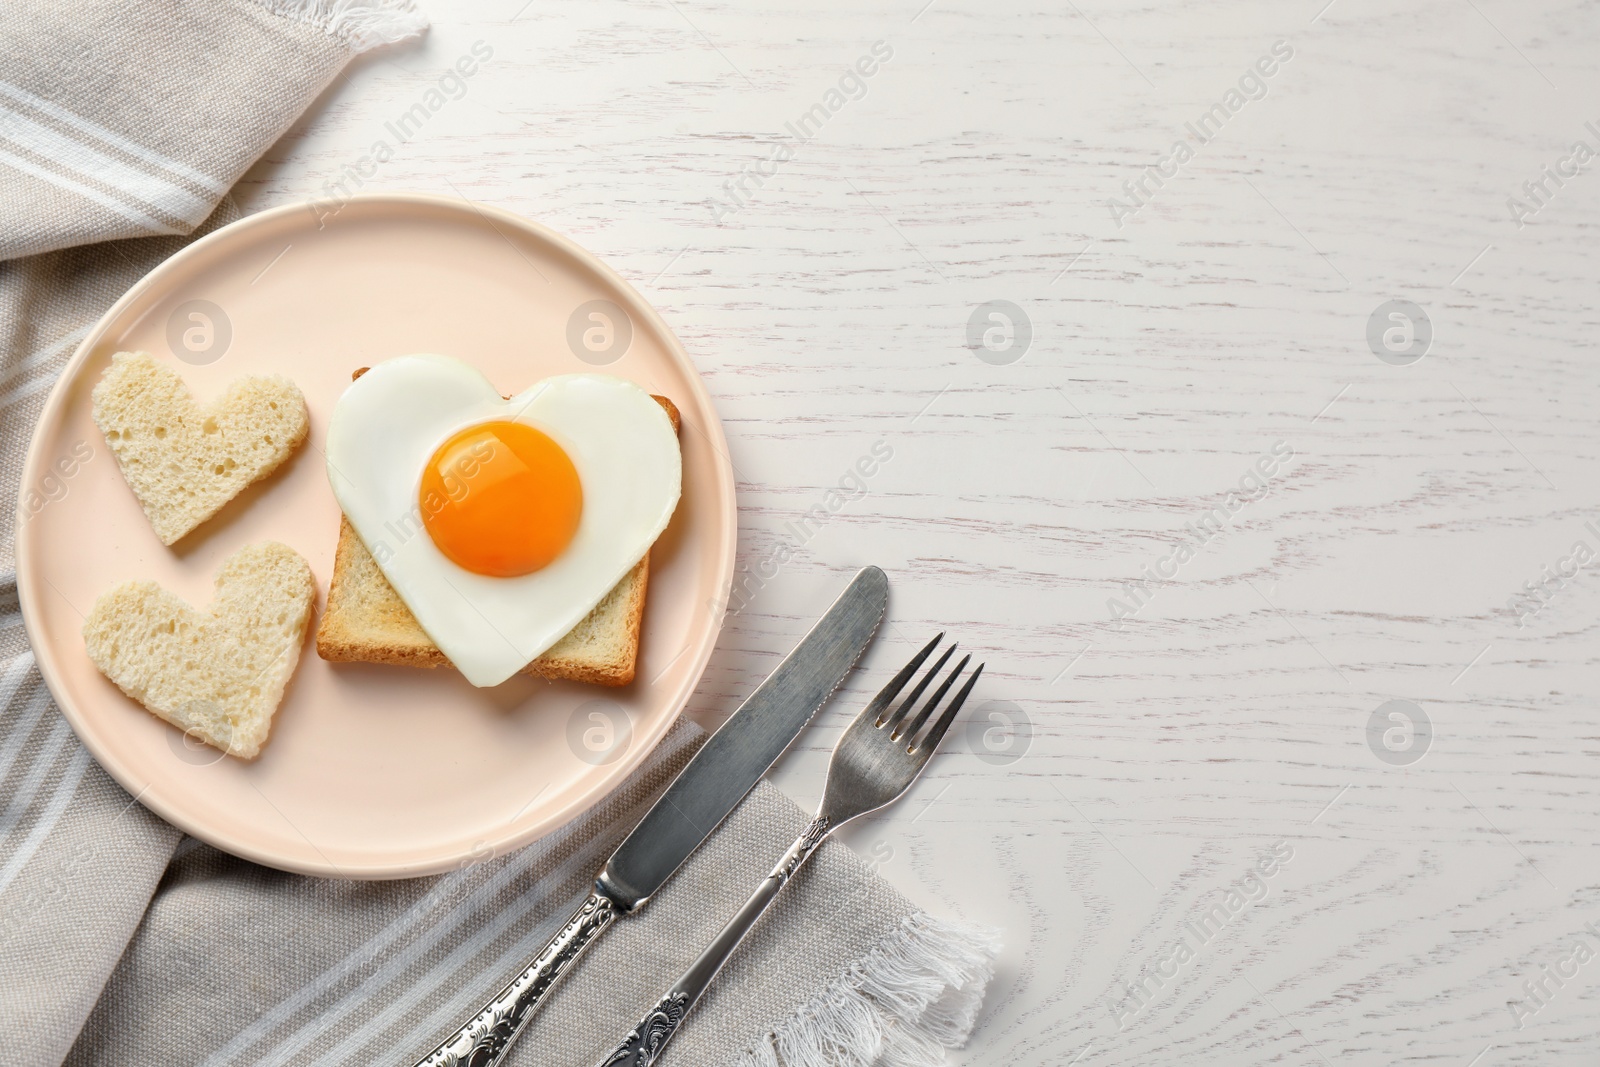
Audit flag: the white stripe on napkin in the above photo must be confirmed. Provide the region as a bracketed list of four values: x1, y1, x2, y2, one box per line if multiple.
[213, 837, 598, 1067]
[0, 79, 227, 195]
[301, 833, 627, 1067]
[0, 717, 76, 842]
[0, 147, 172, 234]
[341, 858, 644, 1067]
[0, 685, 53, 789]
[0, 745, 91, 898]
[198, 859, 475, 1067]
[202, 730, 689, 1067]
[0, 105, 213, 226]
[0, 367, 71, 410]
[0, 653, 37, 713]
[296, 724, 706, 1066]
[0, 327, 88, 397]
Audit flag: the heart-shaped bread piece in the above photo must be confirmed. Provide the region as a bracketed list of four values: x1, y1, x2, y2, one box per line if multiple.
[92, 351, 310, 545]
[82, 542, 316, 760]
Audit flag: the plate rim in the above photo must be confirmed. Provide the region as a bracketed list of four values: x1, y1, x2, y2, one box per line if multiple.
[15, 191, 736, 879]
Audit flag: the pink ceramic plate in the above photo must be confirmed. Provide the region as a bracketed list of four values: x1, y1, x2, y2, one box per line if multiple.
[16, 193, 735, 879]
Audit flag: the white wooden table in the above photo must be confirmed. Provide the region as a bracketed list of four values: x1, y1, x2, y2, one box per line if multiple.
[239, 1, 1600, 1062]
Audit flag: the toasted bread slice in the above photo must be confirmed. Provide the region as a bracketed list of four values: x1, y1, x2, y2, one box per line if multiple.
[317, 518, 652, 686]
[316, 393, 680, 687]
[83, 542, 316, 760]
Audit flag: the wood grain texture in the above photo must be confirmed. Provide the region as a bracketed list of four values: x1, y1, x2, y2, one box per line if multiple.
[236, 0, 1600, 1062]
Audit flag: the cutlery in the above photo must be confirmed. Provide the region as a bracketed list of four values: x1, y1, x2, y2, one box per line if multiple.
[415, 566, 889, 1067]
[596, 633, 981, 1067]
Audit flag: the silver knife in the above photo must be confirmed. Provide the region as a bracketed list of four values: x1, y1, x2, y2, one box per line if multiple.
[414, 566, 888, 1067]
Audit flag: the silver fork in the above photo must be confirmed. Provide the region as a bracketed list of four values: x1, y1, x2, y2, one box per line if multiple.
[594, 634, 982, 1067]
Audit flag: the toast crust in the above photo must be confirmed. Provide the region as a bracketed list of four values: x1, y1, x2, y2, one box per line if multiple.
[316, 519, 649, 686]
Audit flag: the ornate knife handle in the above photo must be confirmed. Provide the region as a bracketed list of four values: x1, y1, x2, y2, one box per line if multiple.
[416, 891, 618, 1067]
[596, 816, 832, 1067]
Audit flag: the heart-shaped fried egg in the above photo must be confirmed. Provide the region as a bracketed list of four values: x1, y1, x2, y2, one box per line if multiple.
[324, 355, 682, 687]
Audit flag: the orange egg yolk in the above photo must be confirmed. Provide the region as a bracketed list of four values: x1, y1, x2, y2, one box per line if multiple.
[419, 421, 582, 577]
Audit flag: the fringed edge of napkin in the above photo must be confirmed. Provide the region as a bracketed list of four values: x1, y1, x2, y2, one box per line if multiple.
[734, 912, 1003, 1067]
[248, 0, 428, 52]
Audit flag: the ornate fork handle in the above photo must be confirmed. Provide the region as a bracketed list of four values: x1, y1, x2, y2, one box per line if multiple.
[416, 891, 619, 1067]
[597, 816, 832, 1067]
[601, 636, 983, 1067]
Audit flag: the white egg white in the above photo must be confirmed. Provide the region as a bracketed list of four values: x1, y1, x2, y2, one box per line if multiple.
[325, 354, 682, 687]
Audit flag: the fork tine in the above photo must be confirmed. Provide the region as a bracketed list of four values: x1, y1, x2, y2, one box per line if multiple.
[866, 633, 943, 727]
[912, 662, 983, 754]
[894, 654, 969, 742]
[883, 642, 956, 732]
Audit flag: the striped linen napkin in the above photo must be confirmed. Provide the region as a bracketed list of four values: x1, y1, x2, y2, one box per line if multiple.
[0, 2, 1001, 1066]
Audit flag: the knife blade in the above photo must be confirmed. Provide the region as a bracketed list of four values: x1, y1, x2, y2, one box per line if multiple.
[596, 565, 888, 908]
[415, 565, 887, 1067]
